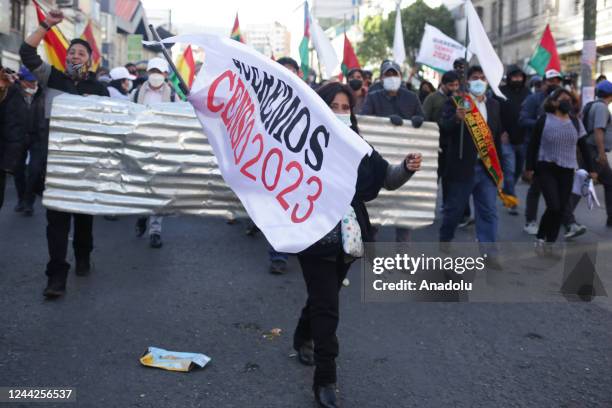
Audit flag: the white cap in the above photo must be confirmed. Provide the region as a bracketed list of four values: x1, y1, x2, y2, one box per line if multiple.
[109, 66, 136, 81]
[147, 57, 169, 73]
[545, 69, 562, 80]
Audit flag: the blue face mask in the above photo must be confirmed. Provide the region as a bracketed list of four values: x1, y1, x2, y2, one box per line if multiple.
[469, 79, 488, 96]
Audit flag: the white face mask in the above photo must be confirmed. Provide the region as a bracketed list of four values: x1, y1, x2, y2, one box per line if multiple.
[335, 113, 352, 127]
[469, 79, 488, 97]
[148, 73, 165, 88]
[383, 76, 401, 92]
[24, 86, 38, 95]
[124, 79, 133, 92]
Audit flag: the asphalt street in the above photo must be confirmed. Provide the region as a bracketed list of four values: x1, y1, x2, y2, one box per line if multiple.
[1, 177, 612, 408]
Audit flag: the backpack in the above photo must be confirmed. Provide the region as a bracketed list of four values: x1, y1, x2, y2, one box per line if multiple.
[582, 99, 610, 133]
[132, 85, 177, 103]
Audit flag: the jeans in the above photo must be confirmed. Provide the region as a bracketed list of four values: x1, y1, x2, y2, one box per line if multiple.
[294, 254, 351, 386]
[535, 162, 574, 242]
[46, 209, 94, 279]
[440, 164, 498, 243]
[501, 143, 526, 198]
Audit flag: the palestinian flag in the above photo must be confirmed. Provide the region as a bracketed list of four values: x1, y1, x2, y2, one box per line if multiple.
[528, 24, 561, 76]
[299, 1, 310, 80]
[231, 13, 245, 43]
[340, 33, 360, 77]
[169, 45, 196, 101]
[34, 0, 68, 71]
[80, 20, 102, 72]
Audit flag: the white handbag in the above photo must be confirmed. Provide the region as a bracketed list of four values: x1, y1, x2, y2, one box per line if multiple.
[341, 207, 363, 257]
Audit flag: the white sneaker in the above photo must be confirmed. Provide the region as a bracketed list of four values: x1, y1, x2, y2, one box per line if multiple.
[564, 223, 587, 240]
[524, 221, 538, 235]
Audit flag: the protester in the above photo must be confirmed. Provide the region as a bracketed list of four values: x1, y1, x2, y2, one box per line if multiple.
[519, 69, 563, 234]
[453, 58, 468, 88]
[0, 65, 18, 211]
[19, 9, 109, 298]
[525, 89, 596, 255]
[439, 66, 503, 267]
[423, 71, 460, 209]
[596, 74, 607, 84]
[96, 66, 110, 83]
[126, 62, 146, 89]
[107, 66, 135, 100]
[132, 57, 176, 249]
[497, 65, 531, 215]
[529, 75, 543, 94]
[3, 66, 46, 216]
[276, 56, 299, 76]
[346, 68, 367, 112]
[360, 60, 423, 242]
[362, 69, 373, 88]
[418, 80, 435, 104]
[582, 79, 612, 227]
[294, 81, 422, 408]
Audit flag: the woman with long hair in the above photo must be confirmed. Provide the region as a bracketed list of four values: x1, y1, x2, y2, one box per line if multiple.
[294, 82, 422, 407]
[525, 88, 597, 255]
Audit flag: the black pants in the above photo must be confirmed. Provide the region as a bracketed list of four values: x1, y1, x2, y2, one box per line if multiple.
[46, 209, 94, 278]
[525, 179, 541, 223]
[562, 193, 581, 227]
[536, 162, 574, 242]
[294, 254, 351, 386]
[13, 141, 46, 205]
[0, 170, 5, 210]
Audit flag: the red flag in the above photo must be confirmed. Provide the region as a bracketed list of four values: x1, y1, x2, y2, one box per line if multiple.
[341, 33, 360, 77]
[528, 24, 561, 76]
[230, 13, 245, 43]
[80, 20, 102, 72]
[33, 0, 69, 71]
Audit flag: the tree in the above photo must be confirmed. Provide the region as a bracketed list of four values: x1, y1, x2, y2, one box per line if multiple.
[357, 0, 456, 68]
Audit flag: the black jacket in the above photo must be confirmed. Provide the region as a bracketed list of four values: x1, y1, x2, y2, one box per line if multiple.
[360, 87, 424, 120]
[0, 84, 46, 171]
[497, 83, 531, 145]
[19, 43, 109, 97]
[440, 96, 503, 182]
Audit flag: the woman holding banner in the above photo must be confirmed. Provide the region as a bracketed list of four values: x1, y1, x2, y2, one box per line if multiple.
[294, 82, 422, 407]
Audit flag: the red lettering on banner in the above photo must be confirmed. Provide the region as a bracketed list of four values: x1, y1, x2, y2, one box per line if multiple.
[207, 70, 235, 113]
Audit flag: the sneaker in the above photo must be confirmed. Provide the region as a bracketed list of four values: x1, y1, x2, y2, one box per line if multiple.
[524, 221, 538, 235]
[14, 201, 25, 213]
[150, 234, 163, 248]
[458, 216, 475, 229]
[507, 206, 519, 216]
[135, 217, 147, 237]
[43, 276, 66, 298]
[75, 258, 91, 276]
[564, 223, 587, 240]
[269, 260, 287, 274]
[534, 238, 546, 256]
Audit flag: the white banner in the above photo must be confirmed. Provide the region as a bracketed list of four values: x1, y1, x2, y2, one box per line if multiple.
[160, 34, 372, 253]
[416, 24, 472, 73]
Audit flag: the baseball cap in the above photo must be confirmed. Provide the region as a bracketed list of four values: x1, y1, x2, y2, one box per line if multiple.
[147, 57, 169, 73]
[109, 66, 136, 81]
[18, 66, 36, 82]
[545, 69, 563, 80]
[596, 79, 612, 96]
[381, 60, 401, 75]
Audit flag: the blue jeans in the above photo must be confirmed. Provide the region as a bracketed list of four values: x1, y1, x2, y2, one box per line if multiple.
[269, 246, 289, 263]
[501, 143, 526, 198]
[440, 164, 498, 243]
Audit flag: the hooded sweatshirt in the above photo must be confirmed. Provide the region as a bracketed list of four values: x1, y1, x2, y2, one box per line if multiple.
[497, 65, 531, 145]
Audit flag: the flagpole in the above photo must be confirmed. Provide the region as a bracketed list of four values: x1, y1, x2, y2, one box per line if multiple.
[148, 24, 190, 97]
[459, 2, 469, 160]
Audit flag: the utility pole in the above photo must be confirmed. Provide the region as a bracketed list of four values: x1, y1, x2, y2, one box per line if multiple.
[580, 0, 597, 107]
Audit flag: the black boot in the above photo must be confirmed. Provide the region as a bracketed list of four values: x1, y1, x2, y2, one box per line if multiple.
[294, 340, 315, 366]
[75, 258, 91, 276]
[313, 384, 339, 408]
[150, 234, 163, 248]
[135, 217, 147, 237]
[43, 274, 66, 298]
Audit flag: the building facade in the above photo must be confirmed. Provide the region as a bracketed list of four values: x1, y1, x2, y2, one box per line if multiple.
[245, 22, 291, 59]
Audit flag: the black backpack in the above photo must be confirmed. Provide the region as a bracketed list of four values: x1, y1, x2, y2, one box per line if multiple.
[582, 99, 610, 133]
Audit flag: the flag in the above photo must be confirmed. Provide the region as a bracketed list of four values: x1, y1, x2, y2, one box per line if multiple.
[311, 17, 339, 79]
[393, 1, 406, 66]
[299, 1, 311, 80]
[465, 0, 505, 99]
[341, 34, 360, 77]
[230, 13, 244, 43]
[416, 24, 472, 73]
[169, 45, 196, 101]
[80, 20, 101, 72]
[528, 25, 561, 76]
[33, 0, 68, 71]
[158, 33, 372, 253]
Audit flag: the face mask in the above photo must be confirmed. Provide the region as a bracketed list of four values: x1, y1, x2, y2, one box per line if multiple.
[383, 76, 401, 92]
[335, 113, 352, 127]
[509, 80, 523, 89]
[148, 73, 165, 88]
[65, 61, 88, 79]
[530, 86, 536, 94]
[469, 79, 487, 96]
[24, 86, 38, 95]
[125, 80, 133, 91]
[546, 84, 560, 95]
[558, 100, 572, 114]
[348, 79, 363, 91]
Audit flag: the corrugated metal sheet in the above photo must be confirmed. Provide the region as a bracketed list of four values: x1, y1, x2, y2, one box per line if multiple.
[43, 94, 439, 228]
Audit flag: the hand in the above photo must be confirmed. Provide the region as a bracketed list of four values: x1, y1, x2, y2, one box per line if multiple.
[45, 9, 64, 26]
[523, 170, 534, 183]
[389, 114, 403, 126]
[597, 152, 608, 166]
[589, 172, 599, 183]
[404, 153, 422, 172]
[0, 69, 16, 88]
[501, 132, 510, 144]
[455, 107, 466, 121]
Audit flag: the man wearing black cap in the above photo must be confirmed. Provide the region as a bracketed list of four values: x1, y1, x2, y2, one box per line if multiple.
[346, 68, 367, 112]
[20, 9, 109, 299]
[497, 65, 531, 215]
